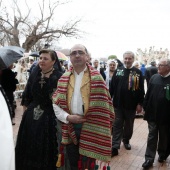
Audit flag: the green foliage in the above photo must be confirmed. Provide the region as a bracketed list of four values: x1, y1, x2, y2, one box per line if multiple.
[108, 55, 117, 60]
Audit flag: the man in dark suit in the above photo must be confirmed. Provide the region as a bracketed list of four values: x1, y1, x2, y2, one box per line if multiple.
[142, 59, 170, 169]
[145, 61, 158, 87]
[110, 51, 145, 156]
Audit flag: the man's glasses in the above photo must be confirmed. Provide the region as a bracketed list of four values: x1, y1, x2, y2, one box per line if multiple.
[158, 64, 168, 67]
[70, 50, 86, 56]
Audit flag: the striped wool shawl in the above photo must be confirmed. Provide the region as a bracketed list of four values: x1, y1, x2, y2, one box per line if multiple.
[53, 64, 114, 162]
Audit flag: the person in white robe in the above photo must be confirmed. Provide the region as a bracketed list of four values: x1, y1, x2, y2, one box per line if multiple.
[0, 91, 15, 170]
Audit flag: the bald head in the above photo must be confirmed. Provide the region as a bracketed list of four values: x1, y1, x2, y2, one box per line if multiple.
[69, 44, 88, 73]
[70, 44, 88, 54]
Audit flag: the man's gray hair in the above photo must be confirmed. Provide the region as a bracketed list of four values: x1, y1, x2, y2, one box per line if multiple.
[123, 51, 135, 59]
[166, 59, 170, 67]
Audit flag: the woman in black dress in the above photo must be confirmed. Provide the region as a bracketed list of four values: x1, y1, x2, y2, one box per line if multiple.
[15, 49, 63, 170]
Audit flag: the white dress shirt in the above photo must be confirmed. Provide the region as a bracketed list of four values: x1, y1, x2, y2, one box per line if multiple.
[53, 68, 86, 124]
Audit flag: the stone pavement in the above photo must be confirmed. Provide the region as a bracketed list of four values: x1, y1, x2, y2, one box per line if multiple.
[13, 99, 170, 170]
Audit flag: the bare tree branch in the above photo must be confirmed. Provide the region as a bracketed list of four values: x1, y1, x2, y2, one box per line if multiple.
[0, 0, 84, 52]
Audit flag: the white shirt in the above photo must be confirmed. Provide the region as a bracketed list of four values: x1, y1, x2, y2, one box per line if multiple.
[0, 91, 15, 170]
[71, 70, 84, 115]
[53, 68, 86, 124]
[124, 65, 133, 69]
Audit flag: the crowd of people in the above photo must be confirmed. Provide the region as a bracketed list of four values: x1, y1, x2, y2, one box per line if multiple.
[0, 44, 170, 170]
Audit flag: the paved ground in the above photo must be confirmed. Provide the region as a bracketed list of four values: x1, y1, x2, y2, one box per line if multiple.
[13, 99, 170, 170]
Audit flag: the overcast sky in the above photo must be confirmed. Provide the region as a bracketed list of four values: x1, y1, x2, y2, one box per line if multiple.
[5, 0, 170, 59]
[58, 0, 170, 59]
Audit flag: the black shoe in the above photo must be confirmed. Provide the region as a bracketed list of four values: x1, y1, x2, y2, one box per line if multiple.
[123, 143, 131, 150]
[158, 156, 166, 163]
[142, 160, 153, 169]
[112, 148, 118, 157]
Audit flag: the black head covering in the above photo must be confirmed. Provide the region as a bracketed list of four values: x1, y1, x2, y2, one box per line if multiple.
[115, 59, 123, 68]
[52, 50, 62, 72]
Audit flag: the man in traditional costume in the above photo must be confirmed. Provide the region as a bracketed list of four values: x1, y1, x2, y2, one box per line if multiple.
[142, 59, 170, 169]
[53, 44, 114, 170]
[110, 51, 145, 156]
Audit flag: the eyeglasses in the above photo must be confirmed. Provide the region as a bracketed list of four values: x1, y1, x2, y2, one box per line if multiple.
[158, 64, 168, 67]
[70, 50, 86, 56]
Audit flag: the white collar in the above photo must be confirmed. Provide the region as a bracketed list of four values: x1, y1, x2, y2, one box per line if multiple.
[161, 72, 170, 78]
[74, 66, 87, 75]
[124, 65, 133, 69]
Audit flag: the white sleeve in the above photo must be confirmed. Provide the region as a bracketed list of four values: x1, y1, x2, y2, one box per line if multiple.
[0, 91, 15, 170]
[53, 104, 69, 124]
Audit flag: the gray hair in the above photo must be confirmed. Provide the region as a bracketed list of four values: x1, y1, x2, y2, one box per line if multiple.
[123, 51, 135, 59]
[166, 59, 170, 67]
[159, 58, 170, 69]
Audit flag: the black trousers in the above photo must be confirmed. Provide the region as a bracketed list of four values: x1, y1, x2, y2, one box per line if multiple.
[167, 127, 170, 158]
[5, 91, 15, 118]
[144, 121, 169, 162]
[112, 108, 136, 149]
[66, 125, 81, 170]
[66, 143, 79, 170]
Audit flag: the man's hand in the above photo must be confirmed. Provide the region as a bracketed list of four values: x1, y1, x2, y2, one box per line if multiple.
[23, 105, 27, 112]
[67, 114, 87, 124]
